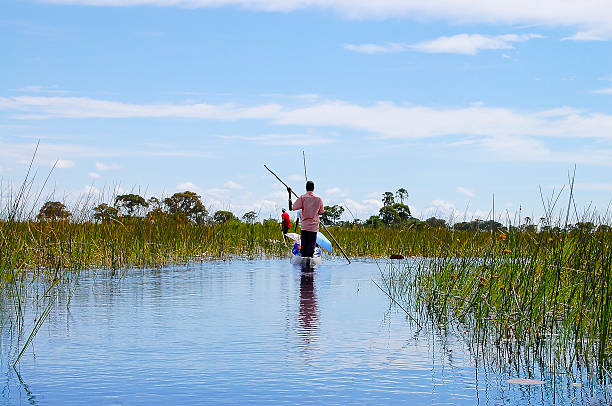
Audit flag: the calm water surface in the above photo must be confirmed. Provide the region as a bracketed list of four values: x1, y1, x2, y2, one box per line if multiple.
[1, 259, 609, 405]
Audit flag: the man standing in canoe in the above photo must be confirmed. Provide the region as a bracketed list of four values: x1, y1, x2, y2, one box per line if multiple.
[288, 180, 324, 257]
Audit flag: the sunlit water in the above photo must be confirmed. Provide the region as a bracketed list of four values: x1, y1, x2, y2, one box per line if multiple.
[1, 259, 609, 405]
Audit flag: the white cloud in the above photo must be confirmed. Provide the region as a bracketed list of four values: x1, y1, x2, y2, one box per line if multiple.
[4, 95, 612, 143]
[54, 159, 75, 169]
[431, 199, 456, 212]
[14, 85, 69, 94]
[176, 182, 202, 194]
[563, 30, 609, 41]
[574, 183, 612, 191]
[0, 96, 282, 120]
[411, 33, 542, 55]
[325, 186, 348, 197]
[343, 42, 407, 54]
[223, 180, 244, 190]
[218, 133, 336, 146]
[342, 198, 383, 220]
[345, 34, 542, 55]
[82, 185, 101, 195]
[205, 188, 230, 197]
[95, 162, 121, 171]
[420, 199, 491, 223]
[38, 0, 612, 39]
[266, 190, 289, 201]
[362, 198, 383, 209]
[287, 174, 305, 182]
[274, 101, 612, 143]
[3, 96, 612, 166]
[88, 172, 101, 179]
[590, 88, 612, 95]
[456, 186, 474, 197]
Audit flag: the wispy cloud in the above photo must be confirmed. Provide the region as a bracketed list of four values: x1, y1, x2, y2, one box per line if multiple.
[590, 88, 612, 94]
[574, 183, 612, 191]
[53, 159, 75, 169]
[345, 33, 542, 55]
[36, 0, 612, 38]
[223, 180, 244, 190]
[14, 85, 69, 94]
[342, 198, 383, 220]
[88, 172, 101, 179]
[3, 95, 612, 165]
[287, 174, 305, 182]
[95, 162, 121, 171]
[325, 186, 348, 197]
[0, 96, 282, 120]
[563, 30, 610, 41]
[456, 186, 474, 197]
[343, 42, 407, 54]
[421, 199, 490, 222]
[6, 95, 611, 142]
[218, 133, 337, 146]
[176, 182, 202, 194]
[411, 33, 542, 55]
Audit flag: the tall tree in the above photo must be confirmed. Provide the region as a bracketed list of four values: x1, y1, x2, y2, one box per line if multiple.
[114, 194, 148, 217]
[164, 191, 208, 224]
[147, 196, 163, 210]
[396, 188, 409, 205]
[393, 203, 411, 221]
[213, 210, 235, 223]
[425, 217, 447, 228]
[321, 204, 345, 225]
[93, 203, 118, 223]
[364, 215, 383, 228]
[379, 205, 400, 226]
[242, 211, 257, 224]
[382, 192, 395, 206]
[37, 201, 71, 221]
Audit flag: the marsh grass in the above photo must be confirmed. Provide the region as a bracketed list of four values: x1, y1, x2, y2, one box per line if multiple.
[379, 219, 612, 378]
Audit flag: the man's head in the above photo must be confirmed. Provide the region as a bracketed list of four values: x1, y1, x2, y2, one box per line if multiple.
[282, 208, 286, 213]
[306, 180, 314, 191]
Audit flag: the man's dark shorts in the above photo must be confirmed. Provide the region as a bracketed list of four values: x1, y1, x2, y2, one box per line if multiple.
[300, 230, 317, 257]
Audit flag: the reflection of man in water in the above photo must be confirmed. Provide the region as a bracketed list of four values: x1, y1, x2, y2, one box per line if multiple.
[299, 272, 319, 343]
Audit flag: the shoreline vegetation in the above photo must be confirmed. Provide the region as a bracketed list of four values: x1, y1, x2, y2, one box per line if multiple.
[3, 188, 609, 274]
[2, 168, 611, 372]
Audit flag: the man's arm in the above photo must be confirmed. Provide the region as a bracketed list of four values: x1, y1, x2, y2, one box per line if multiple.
[292, 193, 303, 210]
[318, 198, 324, 214]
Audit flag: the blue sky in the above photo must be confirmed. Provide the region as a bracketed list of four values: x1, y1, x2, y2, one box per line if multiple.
[1, 0, 611, 224]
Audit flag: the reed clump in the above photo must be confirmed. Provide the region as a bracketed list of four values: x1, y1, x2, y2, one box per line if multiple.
[379, 221, 612, 373]
[0, 218, 289, 281]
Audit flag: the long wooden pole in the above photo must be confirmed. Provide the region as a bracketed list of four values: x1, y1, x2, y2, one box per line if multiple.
[264, 164, 351, 264]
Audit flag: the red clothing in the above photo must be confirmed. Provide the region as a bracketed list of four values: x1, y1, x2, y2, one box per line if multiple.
[292, 191, 324, 232]
[281, 211, 291, 227]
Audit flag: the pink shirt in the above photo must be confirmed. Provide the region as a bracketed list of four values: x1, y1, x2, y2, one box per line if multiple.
[292, 191, 324, 232]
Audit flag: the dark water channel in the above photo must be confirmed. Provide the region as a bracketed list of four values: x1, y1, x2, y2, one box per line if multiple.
[1, 259, 609, 405]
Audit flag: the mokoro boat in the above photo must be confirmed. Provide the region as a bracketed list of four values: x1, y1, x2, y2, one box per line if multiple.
[290, 248, 323, 268]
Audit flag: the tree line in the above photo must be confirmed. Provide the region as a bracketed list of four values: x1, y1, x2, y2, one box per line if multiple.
[35, 188, 611, 233]
[321, 188, 611, 233]
[36, 191, 259, 225]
